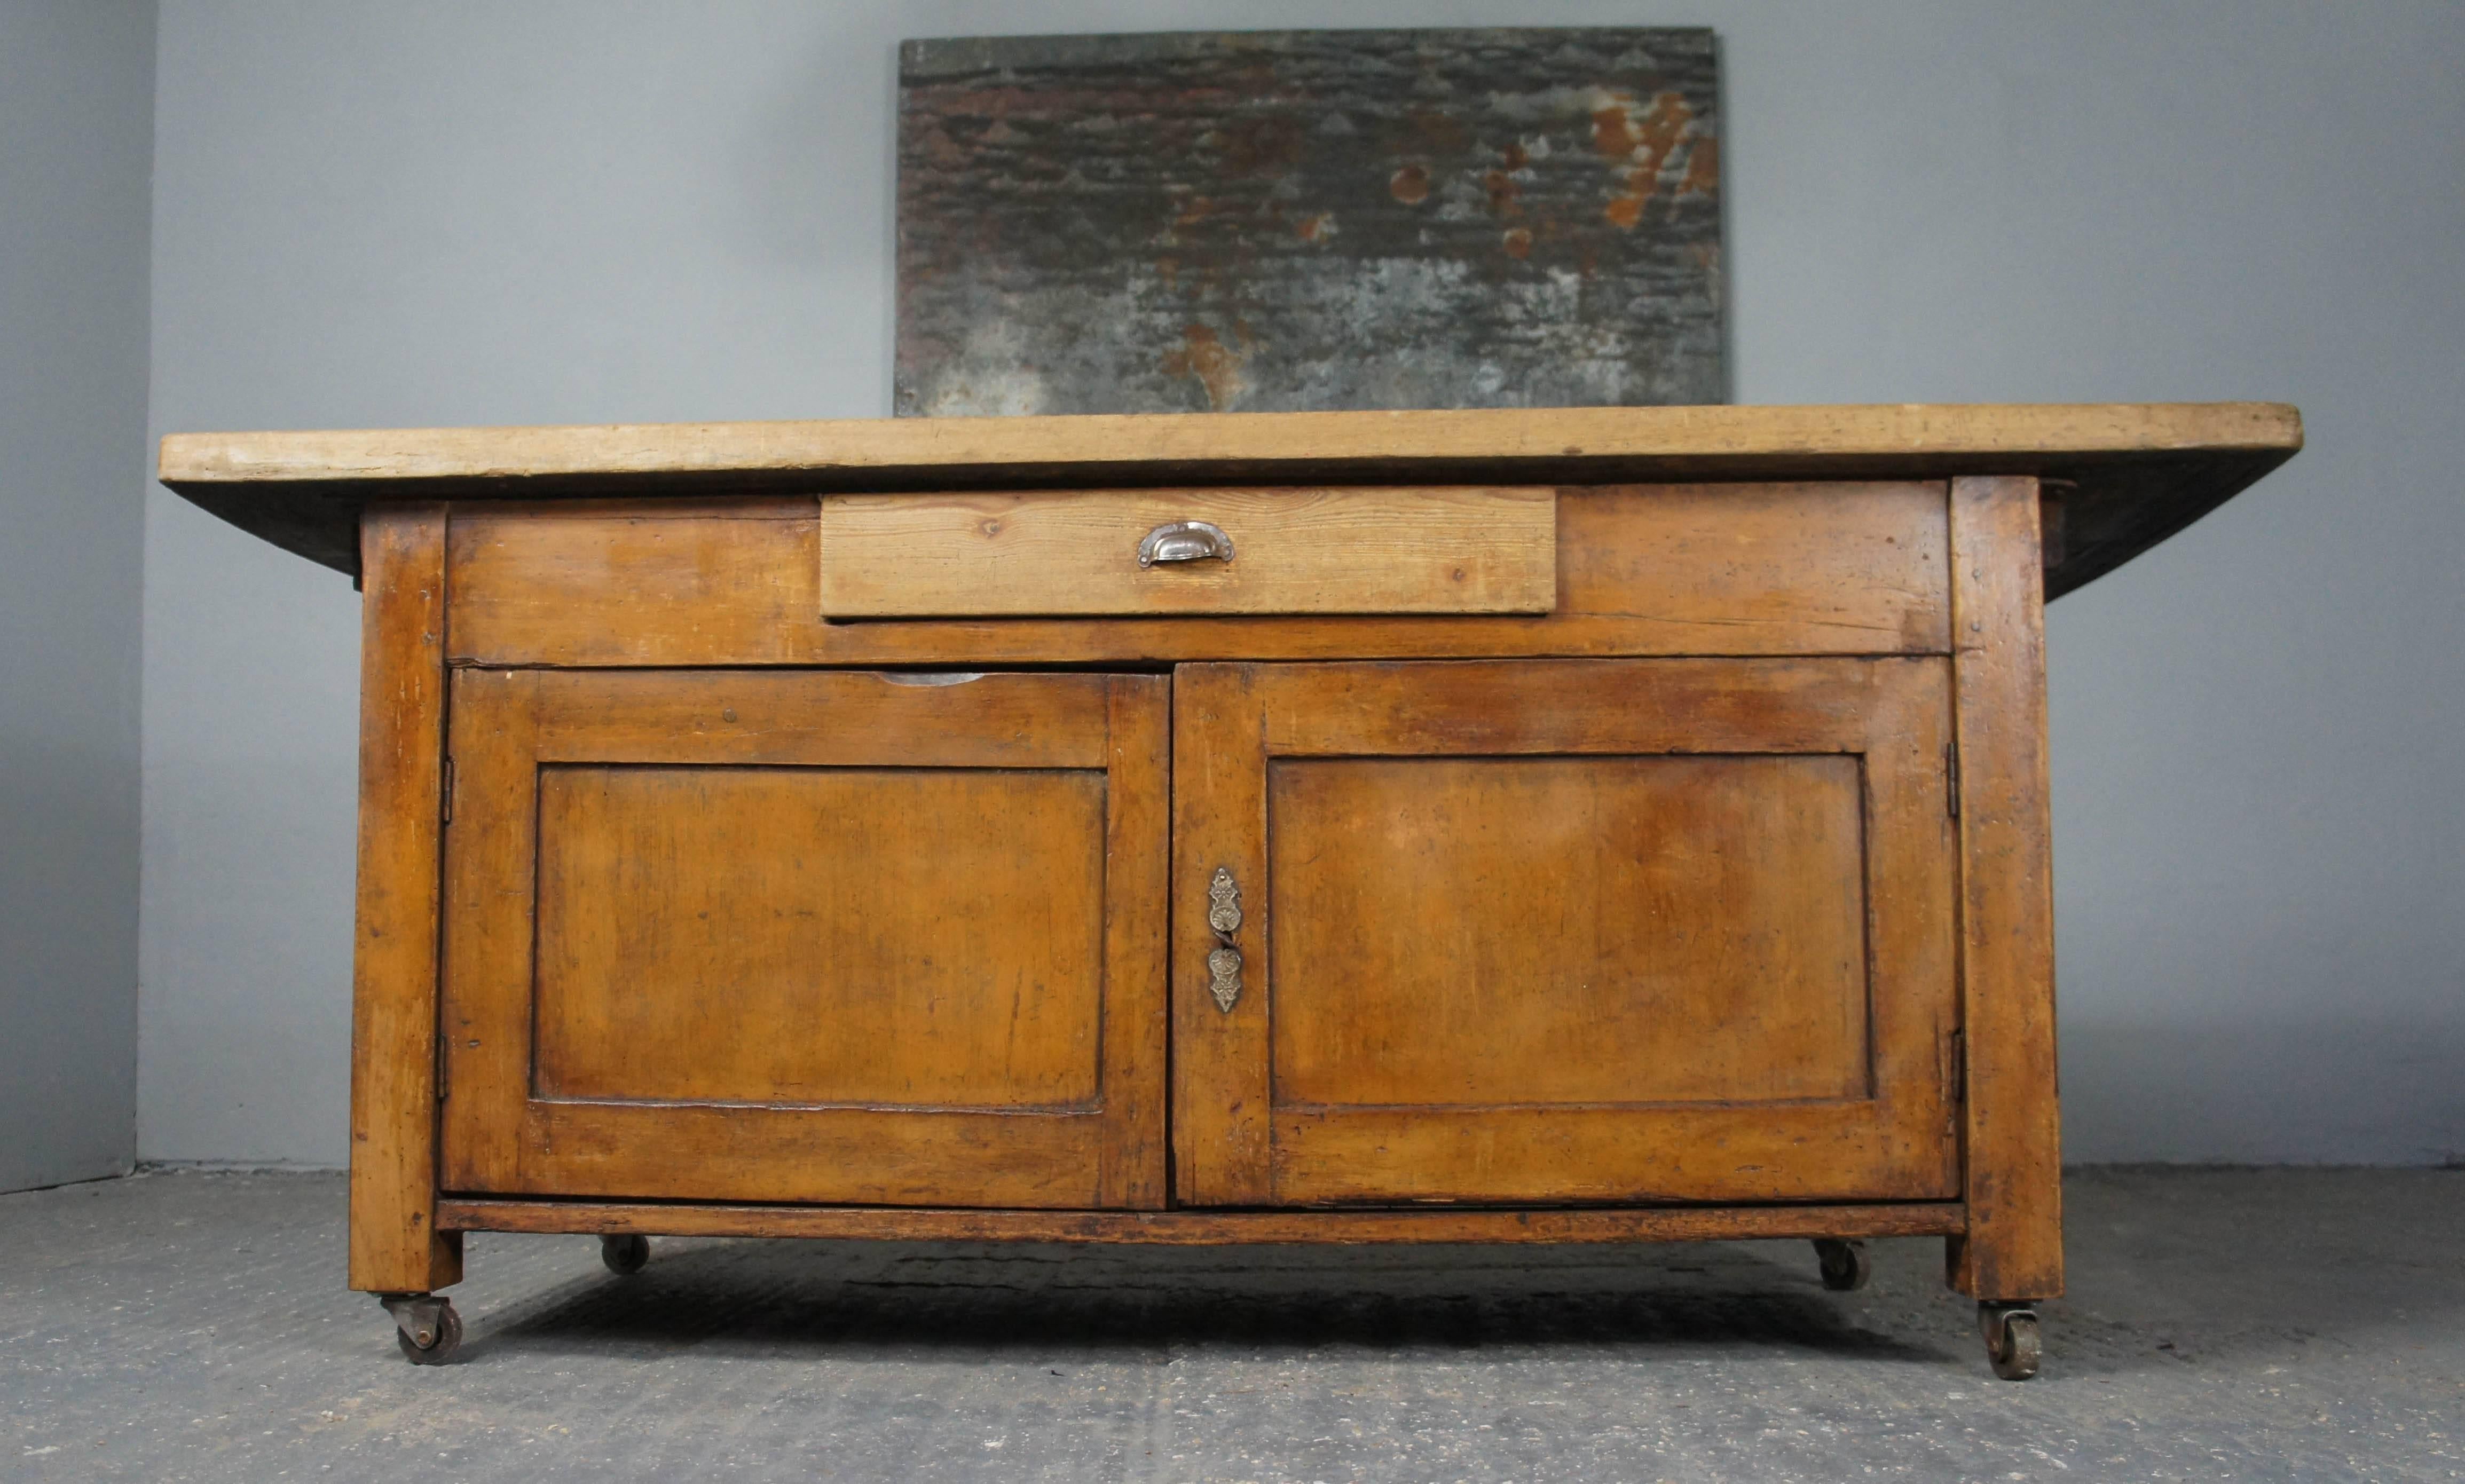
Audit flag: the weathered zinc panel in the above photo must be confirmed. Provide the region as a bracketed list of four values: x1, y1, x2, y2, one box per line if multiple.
[896, 29, 1723, 416]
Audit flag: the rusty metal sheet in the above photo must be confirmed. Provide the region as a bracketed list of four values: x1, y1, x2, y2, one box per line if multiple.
[896, 29, 1723, 417]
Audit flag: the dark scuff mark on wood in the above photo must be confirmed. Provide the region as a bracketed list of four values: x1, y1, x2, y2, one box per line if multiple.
[896, 28, 1724, 416]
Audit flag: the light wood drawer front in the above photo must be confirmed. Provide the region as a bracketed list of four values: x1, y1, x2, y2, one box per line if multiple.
[817, 487, 1556, 617]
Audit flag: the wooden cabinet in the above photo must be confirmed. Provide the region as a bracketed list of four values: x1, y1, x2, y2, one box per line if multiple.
[157, 402, 2303, 1379]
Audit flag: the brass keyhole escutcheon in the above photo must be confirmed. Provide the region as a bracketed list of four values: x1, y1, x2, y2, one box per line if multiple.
[1207, 866, 1243, 1012]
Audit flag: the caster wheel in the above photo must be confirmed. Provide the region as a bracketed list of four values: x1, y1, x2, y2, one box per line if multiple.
[1980, 1303, 2042, 1381]
[1813, 1238, 1870, 1292]
[384, 1296, 463, 1365]
[601, 1233, 651, 1276]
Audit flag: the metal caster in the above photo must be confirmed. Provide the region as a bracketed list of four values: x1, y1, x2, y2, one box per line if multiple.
[600, 1233, 651, 1276]
[1979, 1301, 2042, 1381]
[380, 1293, 463, 1365]
[1813, 1238, 1871, 1292]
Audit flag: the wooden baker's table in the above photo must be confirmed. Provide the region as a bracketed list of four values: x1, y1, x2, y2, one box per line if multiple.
[161, 402, 2302, 1376]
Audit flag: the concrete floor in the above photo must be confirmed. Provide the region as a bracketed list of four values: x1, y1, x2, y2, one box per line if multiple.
[1, 1170, 2458, 1481]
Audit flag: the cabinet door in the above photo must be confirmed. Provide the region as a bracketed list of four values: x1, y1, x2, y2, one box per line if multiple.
[440, 669, 1168, 1208]
[1174, 659, 1960, 1207]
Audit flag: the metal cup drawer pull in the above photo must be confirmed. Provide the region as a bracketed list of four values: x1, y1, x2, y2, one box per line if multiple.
[1138, 520, 1235, 567]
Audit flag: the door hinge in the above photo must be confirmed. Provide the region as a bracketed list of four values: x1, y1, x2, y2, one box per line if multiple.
[440, 756, 455, 825]
[1944, 742, 1962, 819]
[1946, 1027, 1966, 1110]
[436, 1032, 450, 1102]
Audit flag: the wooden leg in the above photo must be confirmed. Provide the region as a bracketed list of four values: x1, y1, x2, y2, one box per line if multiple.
[348, 505, 462, 1293]
[1944, 476, 2063, 1303]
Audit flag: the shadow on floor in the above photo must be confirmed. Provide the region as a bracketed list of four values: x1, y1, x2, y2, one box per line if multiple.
[470, 1238, 1951, 1365]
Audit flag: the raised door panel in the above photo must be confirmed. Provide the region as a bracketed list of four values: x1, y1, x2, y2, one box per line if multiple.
[441, 669, 1168, 1208]
[1173, 658, 1960, 1207]
[1269, 753, 1870, 1109]
[531, 765, 1106, 1108]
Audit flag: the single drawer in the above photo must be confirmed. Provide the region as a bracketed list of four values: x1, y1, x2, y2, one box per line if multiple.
[817, 487, 1556, 617]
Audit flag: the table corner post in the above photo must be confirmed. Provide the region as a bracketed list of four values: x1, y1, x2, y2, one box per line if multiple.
[348, 503, 464, 1294]
[1944, 475, 2063, 1303]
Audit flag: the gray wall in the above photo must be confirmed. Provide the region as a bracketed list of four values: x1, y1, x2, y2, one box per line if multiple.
[141, 1, 2465, 1166]
[1, 1, 155, 1191]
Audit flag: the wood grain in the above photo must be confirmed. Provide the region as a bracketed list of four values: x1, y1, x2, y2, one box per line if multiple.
[447, 483, 1950, 666]
[1175, 657, 1963, 1207]
[1256, 653, 1932, 755]
[436, 667, 539, 1197]
[818, 487, 1556, 615]
[437, 1198, 1968, 1244]
[1170, 665, 1273, 1206]
[161, 402, 2301, 491]
[526, 667, 1115, 769]
[348, 504, 461, 1294]
[438, 669, 1169, 1209]
[1270, 1105, 1949, 1206]
[1944, 476, 2065, 1301]
[1099, 676, 1172, 1207]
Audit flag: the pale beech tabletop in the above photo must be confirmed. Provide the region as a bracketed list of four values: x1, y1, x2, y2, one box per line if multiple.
[159, 401, 2301, 599]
